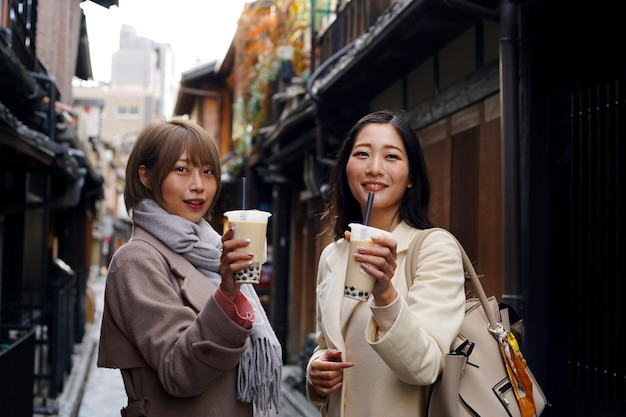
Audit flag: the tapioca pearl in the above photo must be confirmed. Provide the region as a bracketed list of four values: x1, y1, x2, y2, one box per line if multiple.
[235, 266, 260, 282]
[344, 286, 368, 300]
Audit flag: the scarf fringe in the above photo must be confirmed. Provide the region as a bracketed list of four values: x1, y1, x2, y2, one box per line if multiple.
[238, 336, 283, 416]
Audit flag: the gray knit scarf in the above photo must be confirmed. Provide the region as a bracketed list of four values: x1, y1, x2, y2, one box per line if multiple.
[132, 199, 282, 416]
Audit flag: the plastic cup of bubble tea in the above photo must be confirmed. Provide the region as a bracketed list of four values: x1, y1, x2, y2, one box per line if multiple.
[344, 222, 395, 301]
[224, 209, 272, 284]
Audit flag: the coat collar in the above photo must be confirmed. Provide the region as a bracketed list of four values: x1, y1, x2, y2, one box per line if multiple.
[320, 239, 352, 352]
[131, 225, 217, 311]
[393, 220, 418, 254]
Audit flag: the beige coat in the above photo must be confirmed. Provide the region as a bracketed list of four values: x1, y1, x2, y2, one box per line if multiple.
[306, 222, 466, 417]
[98, 226, 253, 417]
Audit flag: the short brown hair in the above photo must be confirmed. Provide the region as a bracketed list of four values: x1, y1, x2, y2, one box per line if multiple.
[124, 118, 222, 220]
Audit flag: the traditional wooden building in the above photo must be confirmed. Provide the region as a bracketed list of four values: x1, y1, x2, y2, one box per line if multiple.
[244, 0, 624, 415]
[0, 1, 114, 414]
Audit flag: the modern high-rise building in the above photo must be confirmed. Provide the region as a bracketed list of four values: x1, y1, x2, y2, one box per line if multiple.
[74, 24, 176, 148]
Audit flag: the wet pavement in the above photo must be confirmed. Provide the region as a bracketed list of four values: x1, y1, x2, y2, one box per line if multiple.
[55, 268, 319, 417]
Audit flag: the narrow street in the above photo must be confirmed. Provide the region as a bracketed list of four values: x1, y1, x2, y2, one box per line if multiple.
[76, 271, 125, 416]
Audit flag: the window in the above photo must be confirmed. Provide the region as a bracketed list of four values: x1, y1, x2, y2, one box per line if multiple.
[117, 106, 139, 118]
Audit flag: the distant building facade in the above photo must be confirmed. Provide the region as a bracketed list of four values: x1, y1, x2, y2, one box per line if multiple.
[73, 23, 177, 266]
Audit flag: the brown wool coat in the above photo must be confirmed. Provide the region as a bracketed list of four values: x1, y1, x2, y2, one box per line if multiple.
[98, 226, 253, 417]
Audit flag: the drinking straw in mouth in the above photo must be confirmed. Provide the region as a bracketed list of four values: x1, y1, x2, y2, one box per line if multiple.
[363, 192, 374, 225]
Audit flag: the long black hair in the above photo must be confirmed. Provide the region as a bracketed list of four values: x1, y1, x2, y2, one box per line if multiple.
[323, 110, 434, 240]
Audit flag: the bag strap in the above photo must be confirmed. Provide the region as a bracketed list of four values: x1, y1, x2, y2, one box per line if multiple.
[404, 228, 502, 333]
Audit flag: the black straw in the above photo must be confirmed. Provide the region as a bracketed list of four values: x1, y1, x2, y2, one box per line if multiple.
[241, 176, 247, 210]
[363, 192, 374, 225]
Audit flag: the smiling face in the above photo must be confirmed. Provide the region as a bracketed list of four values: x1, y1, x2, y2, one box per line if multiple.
[140, 149, 218, 223]
[345, 123, 411, 228]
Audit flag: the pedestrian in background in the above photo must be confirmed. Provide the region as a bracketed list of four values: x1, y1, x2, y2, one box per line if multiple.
[98, 118, 282, 417]
[306, 110, 466, 416]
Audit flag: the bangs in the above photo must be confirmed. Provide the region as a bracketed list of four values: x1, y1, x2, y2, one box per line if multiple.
[158, 125, 217, 170]
[185, 135, 216, 168]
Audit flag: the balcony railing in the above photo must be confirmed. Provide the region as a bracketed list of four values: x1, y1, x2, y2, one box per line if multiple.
[0, 325, 36, 417]
[316, 0, 396, 65]
[4, 0, 39, 71]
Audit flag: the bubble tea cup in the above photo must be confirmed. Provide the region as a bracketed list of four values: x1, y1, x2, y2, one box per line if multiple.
[224, 209, 272, 284]
[344, 222, 395, 301]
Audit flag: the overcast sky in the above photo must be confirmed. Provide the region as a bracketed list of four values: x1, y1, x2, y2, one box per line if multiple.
[81, 0, 247, 82]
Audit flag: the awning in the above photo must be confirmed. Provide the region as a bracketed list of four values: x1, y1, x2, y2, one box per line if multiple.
[88, 0, 119, 8]
[309, 0, 498, 102]
[0, 102, 83, 180]
[75, 11, 93, 81]
[173, 60, 220, 116]
[0, 101, 92, 213]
